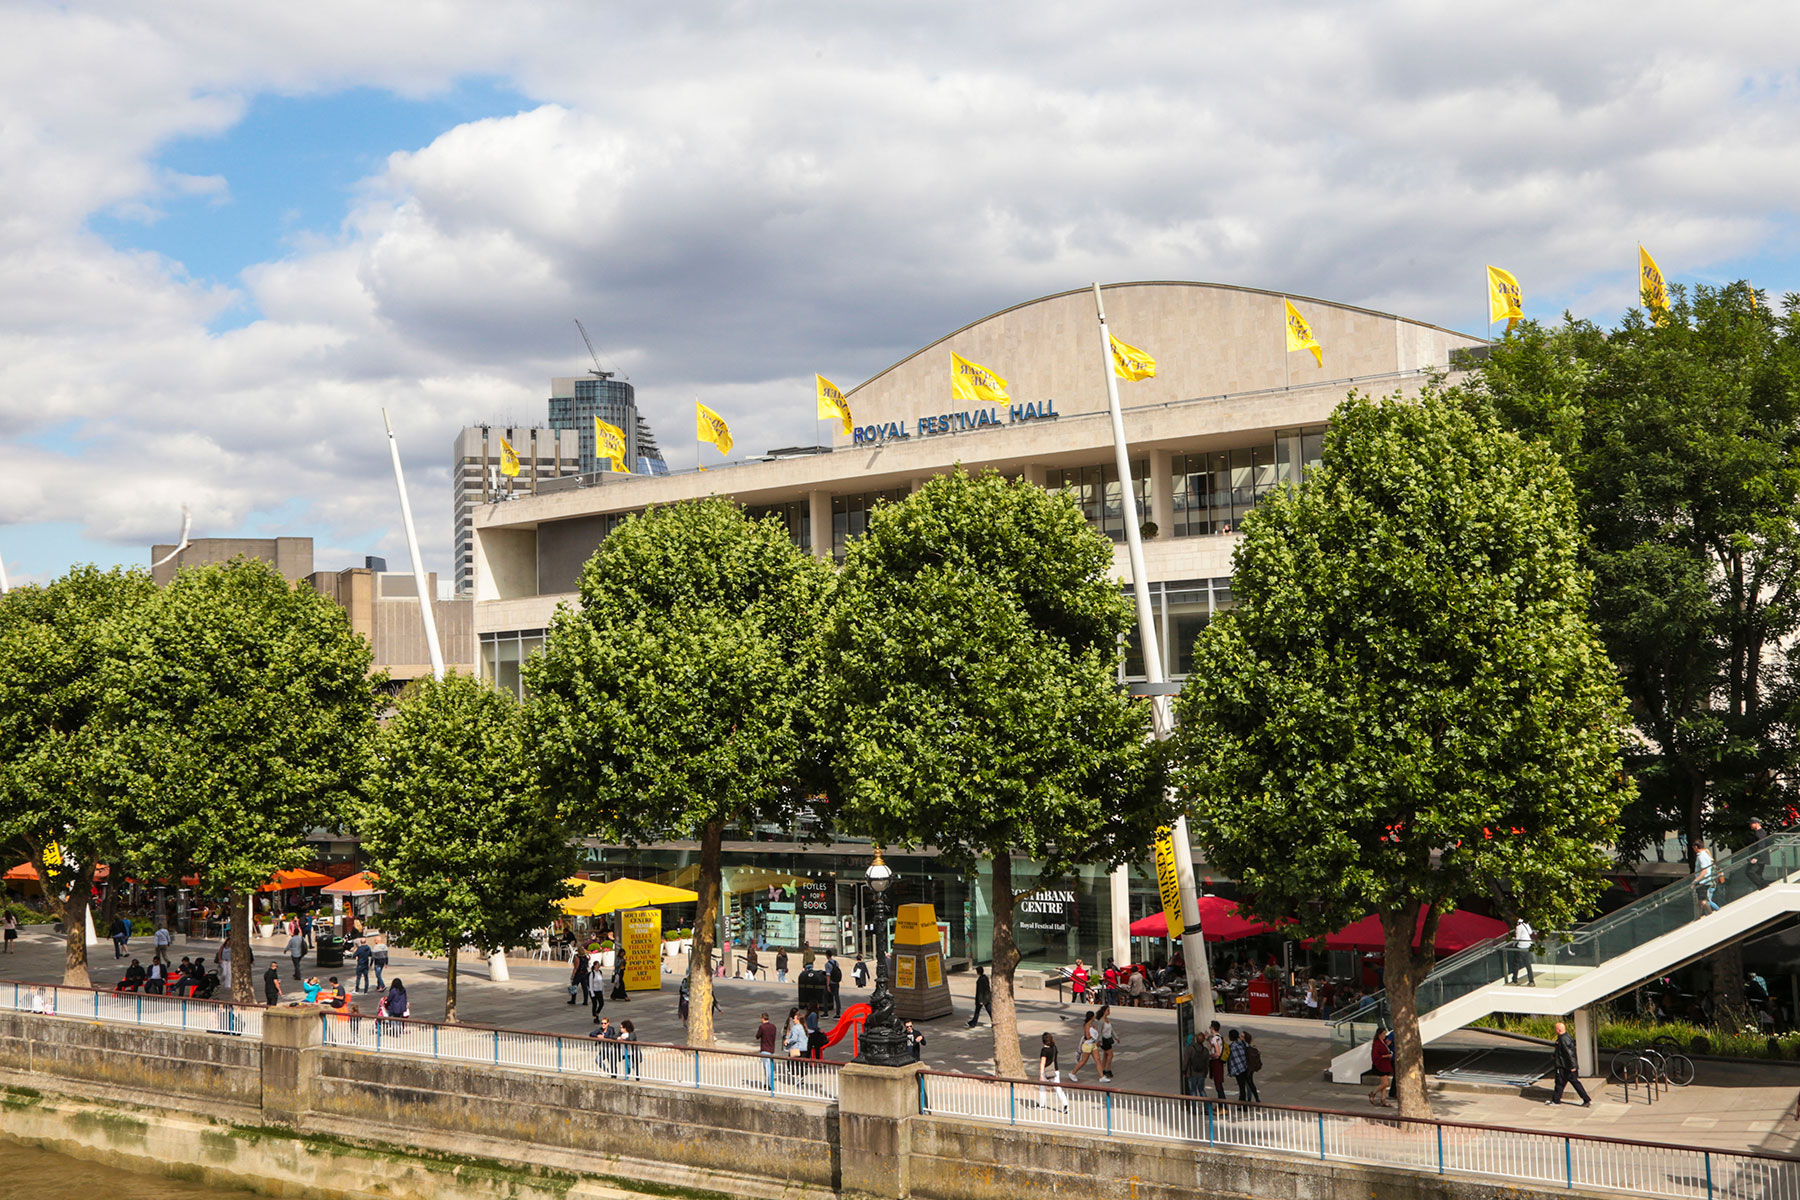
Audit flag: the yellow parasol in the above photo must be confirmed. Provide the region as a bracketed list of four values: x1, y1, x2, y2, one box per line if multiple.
[559, 876, 699, 916]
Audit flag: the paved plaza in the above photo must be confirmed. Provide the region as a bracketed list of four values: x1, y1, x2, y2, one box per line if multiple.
[5, 926, 1794, 1157]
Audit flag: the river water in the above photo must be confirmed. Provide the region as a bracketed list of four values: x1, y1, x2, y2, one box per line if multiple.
[6, 1140, 263, 1197]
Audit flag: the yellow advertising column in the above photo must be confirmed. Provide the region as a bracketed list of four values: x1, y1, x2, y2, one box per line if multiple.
[621, 908, 662, 992]
[890, 903, 953, 1020]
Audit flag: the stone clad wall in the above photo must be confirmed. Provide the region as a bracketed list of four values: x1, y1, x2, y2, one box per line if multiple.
[310, 1046, 839, 1197]
[0, 1008, 260, 1112]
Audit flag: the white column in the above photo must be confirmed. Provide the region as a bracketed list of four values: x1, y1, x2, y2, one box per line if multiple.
[1148, 448, 1174, 540]
[807, 491, 832, 560]
[1573, 1007, 1597, 1078]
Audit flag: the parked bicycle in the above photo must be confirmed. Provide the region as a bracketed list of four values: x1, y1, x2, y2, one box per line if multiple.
[1608, 1040, 1694, 1088]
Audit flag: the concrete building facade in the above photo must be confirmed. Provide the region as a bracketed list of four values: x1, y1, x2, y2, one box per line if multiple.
[467, 281, 1485, 968]
[150, 536, 312, 588]
[451, 425, 582, 596]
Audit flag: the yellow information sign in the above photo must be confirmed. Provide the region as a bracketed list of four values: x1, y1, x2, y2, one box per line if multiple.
[621, 908, 661, 992]
[925, 952, 942, 988]
[894, 903, 939, 946]
[1153, 827, 1186, 940]
[896, 956, 917, 990]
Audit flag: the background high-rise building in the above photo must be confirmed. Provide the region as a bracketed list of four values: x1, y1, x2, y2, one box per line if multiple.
[452, 425, 582, 596]
[548, 376, 666, 476]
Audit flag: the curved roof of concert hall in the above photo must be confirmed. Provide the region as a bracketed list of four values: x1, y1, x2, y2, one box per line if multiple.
[837, 281, 1482, 436]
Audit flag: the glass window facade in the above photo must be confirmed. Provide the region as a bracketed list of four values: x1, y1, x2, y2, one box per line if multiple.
[1171, 426, 1325, 536]
[1122, 578, 1236, 680]
[832, 488, 909, 560]
[1046, 461, 1150, 543]
[479, 628, 546, 700]
[746, 500, 811, 552]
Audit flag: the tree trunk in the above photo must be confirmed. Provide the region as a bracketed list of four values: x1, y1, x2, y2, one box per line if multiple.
[62, 863, 95, 988]
[1709, 940, 1747, 1024]
[230, 891, 255, 1004]
[97, 879, 120, 941]
[988, 853, 1026, 1079]
[1382, 902, 1438, 1118]
[445, 944, 459, 1023]
[686, 820, 723, 1047]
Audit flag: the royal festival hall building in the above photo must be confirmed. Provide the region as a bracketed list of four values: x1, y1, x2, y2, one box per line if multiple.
[469, 281, 1485, 970]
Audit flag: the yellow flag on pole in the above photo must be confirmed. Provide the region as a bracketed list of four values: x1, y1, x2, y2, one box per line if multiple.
[950, 352, 1010, 405]
[1284, 300, 1322, 366]
[816, 374, 852, 435]
[1487, 265, 1523, 331]
[498, 435, 520, 477]
[1153, 827, 1186, 940]
[1109, 333, 1156, 381]
[696, 401, 733, 457]
[1639, 245, 1669, 319]
[593, 417, 630, 474]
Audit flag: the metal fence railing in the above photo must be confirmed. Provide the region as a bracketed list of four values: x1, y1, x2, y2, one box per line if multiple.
[917, 1072, 1800, 1200]
[1, 979, 262, 1038]
[318, 1013, 841, 1103]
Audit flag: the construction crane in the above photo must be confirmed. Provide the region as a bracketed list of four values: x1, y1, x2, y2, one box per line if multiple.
[573, 319, 617, 380]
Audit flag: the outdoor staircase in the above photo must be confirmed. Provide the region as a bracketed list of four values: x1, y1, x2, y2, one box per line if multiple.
[1327, 833, 1800, 1083]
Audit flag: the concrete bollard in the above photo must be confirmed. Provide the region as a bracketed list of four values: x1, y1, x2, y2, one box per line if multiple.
[838, 1061, 926, 1200]
[260, 1005, 322, 1127]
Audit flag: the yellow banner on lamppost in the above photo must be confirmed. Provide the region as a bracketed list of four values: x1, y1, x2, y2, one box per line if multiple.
[621, 908, 662, 992]
[1154, 827, 1186, 940]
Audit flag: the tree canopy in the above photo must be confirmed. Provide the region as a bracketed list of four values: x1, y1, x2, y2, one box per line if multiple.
[1172, 393, 1631, 1116]
[360, 673, 578, 1021]
[824, 469, 1163, 1078]
[525, 497, 833, 1045]
[1458, 283, 1800, 863]
[110, 558, 378, 1001]
[0, 566, 158, 985]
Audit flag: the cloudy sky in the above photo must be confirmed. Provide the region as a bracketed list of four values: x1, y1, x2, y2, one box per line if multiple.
[3, 1, 1797, 585]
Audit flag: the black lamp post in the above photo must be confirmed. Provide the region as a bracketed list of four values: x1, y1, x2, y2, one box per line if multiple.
[854, 849, 912, 1067]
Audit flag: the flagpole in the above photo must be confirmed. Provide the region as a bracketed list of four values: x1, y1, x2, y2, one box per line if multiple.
[1091, 282, 1215, 1027]
[1282, 296, 1291, 389]
[382, 408, 446, 683]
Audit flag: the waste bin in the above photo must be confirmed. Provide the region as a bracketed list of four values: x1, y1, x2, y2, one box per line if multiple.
[796, 969, 829, 1011]
[314, 934, 345, 969]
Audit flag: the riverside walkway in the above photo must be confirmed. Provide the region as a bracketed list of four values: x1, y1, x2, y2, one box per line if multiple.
[10, 925, 1799, 1162]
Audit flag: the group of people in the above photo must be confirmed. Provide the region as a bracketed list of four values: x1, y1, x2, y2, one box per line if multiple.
[114, 953, 221, 998]
[261, 957, 410, 1020]
[586, 1016, 639, 1076]
[1066, 958, 1182, 1009]
[1185, 1019, 1264, 1103]
[567, 943, 629, 1019]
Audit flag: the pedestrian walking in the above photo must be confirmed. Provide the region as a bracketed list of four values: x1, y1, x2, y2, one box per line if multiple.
[590, 958, 607, 1019]
[851, 955, 869, 989]
[215, 940, 233, 991]
[1369, 1029, 1394, 1107]
[1204, 1020, 1226, 1099]
[775, 947, 789, 984]
[1069, 958, 1089, 1006]
[570, 952, 590, 1006]
[384, 979, 409, 1022]
[826, 951, 842, 1016]
[1, 912, 16, 954]
[1097, 1006, 1121, 1083]
[784, 1007, 808, 1061]
[1547, 1020, 1592, 1107]
[1241, 1032, 1263, 1103]
[678, 974, 691, 1024]
[617, 1019, 638, 1079]
[285, 929, 305, 980]
[1038, 1033, 1069, 1111]
[154, 923, 173, 961]
[1227, 1029, 1255, 1102]
[109, 915, 128, 959]
[967, 965, 993, 1027]
[1069, 1012, 1099, 1082]
[1182, 1030, 1208, 1097]
[262, 962, 281, 1007]
[756, 1012, 779, 1056]
[1694, 842, 1720, 913]
[372, 936, 389, 989]
[1745, 819, 1771, 890]
[353, 939, 372, 993]
[745, 942, 760, 980]
[801, 940, 815, 970]
[610, 954, 627, 1001]
[1509, 918, 1537, 985]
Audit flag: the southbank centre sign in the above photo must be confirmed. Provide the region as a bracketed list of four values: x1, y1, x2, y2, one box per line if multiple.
[851, 398, 1059, 446]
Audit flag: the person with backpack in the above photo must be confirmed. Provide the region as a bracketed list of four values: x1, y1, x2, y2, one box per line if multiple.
[1204, 1020, 1227, 1099]
[1241, 1031, 1264, 1103]
[1183, 1030, 1209, 1097]
[1227, 1029, 1255, 1102]
[825, 951, 842, 1016]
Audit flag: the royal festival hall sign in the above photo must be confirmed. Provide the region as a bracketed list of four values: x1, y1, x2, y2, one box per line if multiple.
[851, 398, 1058, 446]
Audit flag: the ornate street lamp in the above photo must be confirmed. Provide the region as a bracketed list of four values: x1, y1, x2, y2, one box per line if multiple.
[854, 849, 912, 1067]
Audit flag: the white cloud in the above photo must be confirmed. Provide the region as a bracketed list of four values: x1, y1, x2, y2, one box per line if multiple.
[2, 1, 1799, 579]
